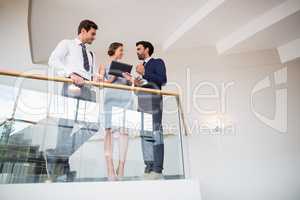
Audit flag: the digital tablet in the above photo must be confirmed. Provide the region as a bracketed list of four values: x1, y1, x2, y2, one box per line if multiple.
[109, 61, 133, 77]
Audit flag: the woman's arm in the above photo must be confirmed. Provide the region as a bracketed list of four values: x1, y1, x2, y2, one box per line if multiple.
[97, 64, 116, 83]
[96, 64, 105, 82]
[106, 75, 117, 83]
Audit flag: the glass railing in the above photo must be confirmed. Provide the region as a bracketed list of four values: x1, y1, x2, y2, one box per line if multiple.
[0, 70, 187, 184]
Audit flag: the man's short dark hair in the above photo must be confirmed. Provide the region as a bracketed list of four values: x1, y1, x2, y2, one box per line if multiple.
[136, 41, 154, 56]
[78, 20, 98, 35]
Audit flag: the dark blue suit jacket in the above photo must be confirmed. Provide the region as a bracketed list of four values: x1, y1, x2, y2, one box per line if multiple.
[143, 58, 167, 90]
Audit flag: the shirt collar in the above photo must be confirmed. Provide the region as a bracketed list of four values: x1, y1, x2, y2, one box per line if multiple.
[144, 57, 152, 63]
[75, 38, 84, 45]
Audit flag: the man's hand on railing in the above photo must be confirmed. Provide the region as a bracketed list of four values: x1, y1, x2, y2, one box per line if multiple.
[70, 73, 85, 86]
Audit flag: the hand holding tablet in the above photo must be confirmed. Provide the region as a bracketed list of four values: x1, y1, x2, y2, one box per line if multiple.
[109, 61, 133, 77]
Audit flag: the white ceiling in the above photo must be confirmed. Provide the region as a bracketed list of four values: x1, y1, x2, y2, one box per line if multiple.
[30, 0, 208, 62]
[29, 0, 300, 63]
[225, 11, 300, 53]
[170, 0, 286, 48]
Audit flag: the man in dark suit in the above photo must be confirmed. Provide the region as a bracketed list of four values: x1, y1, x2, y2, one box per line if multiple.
[124, 41, 167, 179]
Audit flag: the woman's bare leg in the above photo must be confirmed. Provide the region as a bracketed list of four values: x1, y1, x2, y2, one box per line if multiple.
[104, 128, 116, 180]
[117, 129, 129, 177]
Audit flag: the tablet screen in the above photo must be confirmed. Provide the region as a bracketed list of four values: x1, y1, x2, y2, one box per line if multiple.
[109, 61, 133, 77]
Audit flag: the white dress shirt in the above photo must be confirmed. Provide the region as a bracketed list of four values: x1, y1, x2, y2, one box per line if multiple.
[48, 38, 96, 80]
[135, 57, 152, 86]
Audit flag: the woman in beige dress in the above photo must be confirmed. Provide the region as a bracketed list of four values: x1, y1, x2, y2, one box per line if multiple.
[98, 42, 133, 180]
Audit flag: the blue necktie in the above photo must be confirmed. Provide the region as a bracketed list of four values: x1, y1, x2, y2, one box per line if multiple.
[80, 43, 90, 72]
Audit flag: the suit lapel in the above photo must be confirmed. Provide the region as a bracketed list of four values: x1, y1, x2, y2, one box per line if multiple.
[145, 58, 154, 68]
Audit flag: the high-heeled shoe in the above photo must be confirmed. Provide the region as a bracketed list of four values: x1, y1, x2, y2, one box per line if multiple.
[107, 175, 118, 181]
[116, 166, 126, 181]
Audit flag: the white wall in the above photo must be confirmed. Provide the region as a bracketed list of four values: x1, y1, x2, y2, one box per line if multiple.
[0, 0, 48, 75]
[0, 0, 32, 69]
[161, 47, 300, 200]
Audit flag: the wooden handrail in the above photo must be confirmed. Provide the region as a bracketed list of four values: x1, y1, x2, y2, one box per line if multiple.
[0, 69, 179, 96]
[0, 69, 189, 136]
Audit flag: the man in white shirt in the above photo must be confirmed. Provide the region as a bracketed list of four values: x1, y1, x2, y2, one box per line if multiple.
[49, 19, 98, 85]
[47, 20, 98, 182]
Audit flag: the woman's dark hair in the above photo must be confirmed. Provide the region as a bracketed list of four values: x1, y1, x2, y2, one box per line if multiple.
[77, 19, 98, 35]
[136, 41, 154, 56]
[108, 42, 123, 56]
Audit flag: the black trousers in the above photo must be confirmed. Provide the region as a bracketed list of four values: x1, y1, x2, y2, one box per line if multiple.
[139, 93, 164, 173]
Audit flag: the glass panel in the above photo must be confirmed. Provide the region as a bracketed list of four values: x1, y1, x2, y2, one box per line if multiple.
[0, 74, 185, 184]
